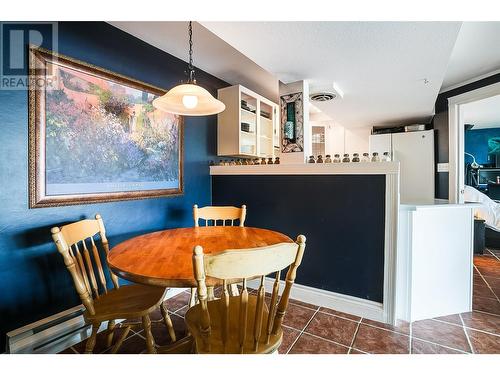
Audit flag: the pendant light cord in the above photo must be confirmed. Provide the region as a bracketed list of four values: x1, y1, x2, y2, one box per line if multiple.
[187, 21, 196, 84]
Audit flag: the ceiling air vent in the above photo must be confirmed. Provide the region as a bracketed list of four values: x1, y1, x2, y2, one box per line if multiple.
[309, 83, 343, 103]
[310, 92, 337, 102]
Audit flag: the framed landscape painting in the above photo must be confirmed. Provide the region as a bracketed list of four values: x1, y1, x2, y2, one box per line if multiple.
[28, 47, 183, 208]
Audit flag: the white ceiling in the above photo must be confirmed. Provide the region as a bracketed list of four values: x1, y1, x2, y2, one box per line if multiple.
[463, 94, 500, 129]
[110, 21, 500, 130]
[202, 22, 461, 128]
[441, 22, 500, 93]
[109, 22, 279, 101]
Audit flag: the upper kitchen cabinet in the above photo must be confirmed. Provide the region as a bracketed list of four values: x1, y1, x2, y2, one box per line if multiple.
[217, 84, 279, 158]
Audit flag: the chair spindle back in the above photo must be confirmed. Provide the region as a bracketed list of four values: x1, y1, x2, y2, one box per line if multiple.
[192, 235, 306, 353]
[193, 204, 246, 227]
[51, 214, 119, 316]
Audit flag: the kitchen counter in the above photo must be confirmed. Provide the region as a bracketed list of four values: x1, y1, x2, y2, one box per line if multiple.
[400, 199, 481, 210]
[210, 163, 478, 324]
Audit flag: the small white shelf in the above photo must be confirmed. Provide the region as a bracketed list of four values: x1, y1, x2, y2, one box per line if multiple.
[210, 162, 400, 175]
[241, 108, 257, 116]
[217, 84, 279, 158]
[240, 131, 256, 136]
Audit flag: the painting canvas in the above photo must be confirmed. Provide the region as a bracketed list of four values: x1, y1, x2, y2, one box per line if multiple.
[29, 48, 183, 208]
[280, 92, 304, 153]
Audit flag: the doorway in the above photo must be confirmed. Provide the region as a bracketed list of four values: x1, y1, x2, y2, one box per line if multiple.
[448, 82, 500, 203]
[450, 88, 500, 318]
[462, 96, 500, 199]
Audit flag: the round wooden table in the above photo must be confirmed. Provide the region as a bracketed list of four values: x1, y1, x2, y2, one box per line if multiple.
[107, 226, 293, 288]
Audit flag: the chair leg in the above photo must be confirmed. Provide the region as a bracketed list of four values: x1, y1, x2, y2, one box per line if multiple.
[84, 322, 100, 354]
[207, 286, 215, 301]
[110, 326, 131, 354]
[142, 315, 157, 354]
[189, 287, 197, 307]
[106, 320, 116, 347]
[160, 302, 177, 342]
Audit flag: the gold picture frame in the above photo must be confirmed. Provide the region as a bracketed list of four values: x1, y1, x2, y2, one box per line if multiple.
[28, 47, 184, 208]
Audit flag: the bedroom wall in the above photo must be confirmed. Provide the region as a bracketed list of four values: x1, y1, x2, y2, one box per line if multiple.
[465, 127, 500, 166]
[0, 21, 227, 350]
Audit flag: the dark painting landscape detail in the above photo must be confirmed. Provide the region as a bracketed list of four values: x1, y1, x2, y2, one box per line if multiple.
[29, 48, 183, 208]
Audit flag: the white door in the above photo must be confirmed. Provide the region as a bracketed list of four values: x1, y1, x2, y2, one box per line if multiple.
[369, 134, 392, 156]
[392, 130, 435, 203]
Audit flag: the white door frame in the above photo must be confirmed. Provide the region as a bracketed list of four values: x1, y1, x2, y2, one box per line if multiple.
[448, 82, 500, 203]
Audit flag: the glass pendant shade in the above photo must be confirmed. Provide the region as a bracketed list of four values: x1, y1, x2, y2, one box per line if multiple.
[153, 83, 225, 116]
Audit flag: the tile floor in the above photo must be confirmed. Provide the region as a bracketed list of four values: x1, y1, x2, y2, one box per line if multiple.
[59, 250, 500, 354]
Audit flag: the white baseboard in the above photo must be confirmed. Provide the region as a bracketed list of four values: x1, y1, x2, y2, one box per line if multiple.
[5, 287, 189, 354]
[6, 305, 88, 354]
[248, 278, 384, 322]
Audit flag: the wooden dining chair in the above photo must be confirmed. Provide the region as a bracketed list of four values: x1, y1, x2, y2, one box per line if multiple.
[193, 204, 247, 227]
[185, 235, 306, 354]
[190, 204, 247, 306]
[51, 214, 176, 354]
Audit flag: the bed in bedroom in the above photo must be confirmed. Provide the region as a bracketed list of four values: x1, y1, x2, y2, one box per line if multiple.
[465, 185, 500, 250]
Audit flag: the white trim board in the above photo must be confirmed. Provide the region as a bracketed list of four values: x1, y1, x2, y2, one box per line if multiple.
[248, 278, 384, 322]
[440, 68, 500, 94]
[447, 81, 500, 203]
[210, 162, 399, 176]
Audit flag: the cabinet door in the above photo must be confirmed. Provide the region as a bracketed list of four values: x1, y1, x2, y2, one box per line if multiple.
[258, 100, 275, 158]
[239, 91, 258, 156]
[273, 105, 279, 156]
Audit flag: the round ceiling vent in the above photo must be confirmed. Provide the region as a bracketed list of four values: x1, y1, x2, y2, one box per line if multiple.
[310, 92, 337, 102]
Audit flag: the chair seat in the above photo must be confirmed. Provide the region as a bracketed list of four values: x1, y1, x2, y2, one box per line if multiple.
[185, 294, 283, 354]
[84, 284, 166, 321]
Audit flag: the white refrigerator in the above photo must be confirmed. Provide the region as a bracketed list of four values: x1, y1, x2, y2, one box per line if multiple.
[369, 130, 435, 203]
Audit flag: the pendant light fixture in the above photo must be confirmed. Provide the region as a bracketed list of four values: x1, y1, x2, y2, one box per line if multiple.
[153, 21, 226, 116]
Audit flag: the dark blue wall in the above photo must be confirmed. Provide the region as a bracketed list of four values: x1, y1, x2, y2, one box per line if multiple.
[212, 174, 386, 303]
[0, 22, 226, 349]
[465, 128, 500, 165]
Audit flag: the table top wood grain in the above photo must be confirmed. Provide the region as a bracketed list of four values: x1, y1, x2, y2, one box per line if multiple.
[107, 226, 293, 287]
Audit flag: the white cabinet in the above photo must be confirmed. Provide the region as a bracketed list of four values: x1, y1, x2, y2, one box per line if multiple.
[396, 203, 475, 322]
[217, 85, 279, 158]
